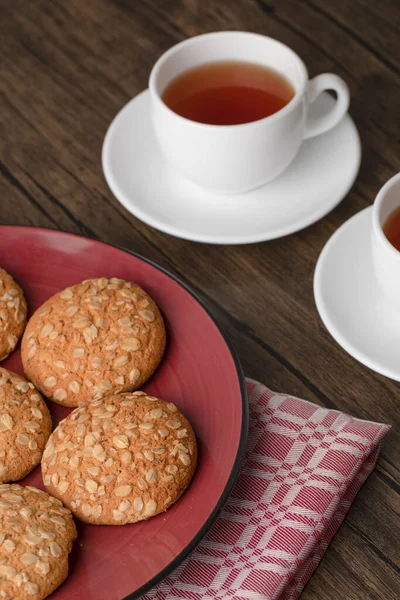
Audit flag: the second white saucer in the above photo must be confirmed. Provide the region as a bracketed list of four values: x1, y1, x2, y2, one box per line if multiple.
[314, 206, 400, 381]
[102, 90, 361, 244]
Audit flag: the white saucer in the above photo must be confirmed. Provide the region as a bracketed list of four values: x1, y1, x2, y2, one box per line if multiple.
[102, 90, 361, 244]
[314, 206, 400, 381]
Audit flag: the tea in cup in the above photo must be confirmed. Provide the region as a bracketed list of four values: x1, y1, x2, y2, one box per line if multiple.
[372, 172, 400, 305]
[149, 31, 350, 194]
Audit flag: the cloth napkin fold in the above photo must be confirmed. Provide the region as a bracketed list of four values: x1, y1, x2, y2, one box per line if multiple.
[143, 379, 390, 600]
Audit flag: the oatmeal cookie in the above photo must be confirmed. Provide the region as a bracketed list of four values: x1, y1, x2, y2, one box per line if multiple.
[0, 268, 27, 361]
[0, 483, 77, 599]
[0, 369, 52, 483]
[21, 277, 166, 407]
[41, 392, 197, 525]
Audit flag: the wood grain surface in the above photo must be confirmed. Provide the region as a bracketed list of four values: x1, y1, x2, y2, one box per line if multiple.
[1, 0, 399, 598]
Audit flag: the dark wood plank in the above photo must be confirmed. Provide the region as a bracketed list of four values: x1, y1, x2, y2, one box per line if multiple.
[0, 0, 399, 598]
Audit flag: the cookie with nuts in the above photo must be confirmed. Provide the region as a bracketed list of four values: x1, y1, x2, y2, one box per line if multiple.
[0, 483, 77, 600]
[0, 369, 52, 483]
[41, 392, 197, 525]
[0, 268, 27, 361]
[21, 277, 166, 407]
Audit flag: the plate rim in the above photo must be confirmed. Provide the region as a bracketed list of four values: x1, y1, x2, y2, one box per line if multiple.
[102, 89, 362, 245]
[0, 224, 249, 599]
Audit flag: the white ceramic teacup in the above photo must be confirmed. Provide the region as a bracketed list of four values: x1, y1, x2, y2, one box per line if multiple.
[149, 31, 350, 194]
[372, 172, 400, 306]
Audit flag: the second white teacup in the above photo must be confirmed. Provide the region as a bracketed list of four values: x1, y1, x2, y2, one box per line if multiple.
[372, 172, 400, 307]
[149, 31, 350, 194]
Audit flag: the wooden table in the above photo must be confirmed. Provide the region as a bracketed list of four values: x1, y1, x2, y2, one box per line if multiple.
[1, 1, 399, 598]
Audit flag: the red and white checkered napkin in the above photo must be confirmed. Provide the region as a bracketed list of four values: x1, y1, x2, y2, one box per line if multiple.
[143, 378, 390, 600]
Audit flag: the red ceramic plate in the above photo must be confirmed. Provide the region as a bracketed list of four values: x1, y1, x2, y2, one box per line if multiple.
[0, 226, 248, 599]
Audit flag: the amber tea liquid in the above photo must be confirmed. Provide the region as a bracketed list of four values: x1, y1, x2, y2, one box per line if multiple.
[383, 206, 400, 251]
[162, 60, 295, 125]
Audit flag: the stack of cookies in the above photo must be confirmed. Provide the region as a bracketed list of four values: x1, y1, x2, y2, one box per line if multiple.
[0, 270, 197, 600]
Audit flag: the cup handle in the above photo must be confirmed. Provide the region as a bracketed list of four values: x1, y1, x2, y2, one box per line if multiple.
[303, 73, 350, 140]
